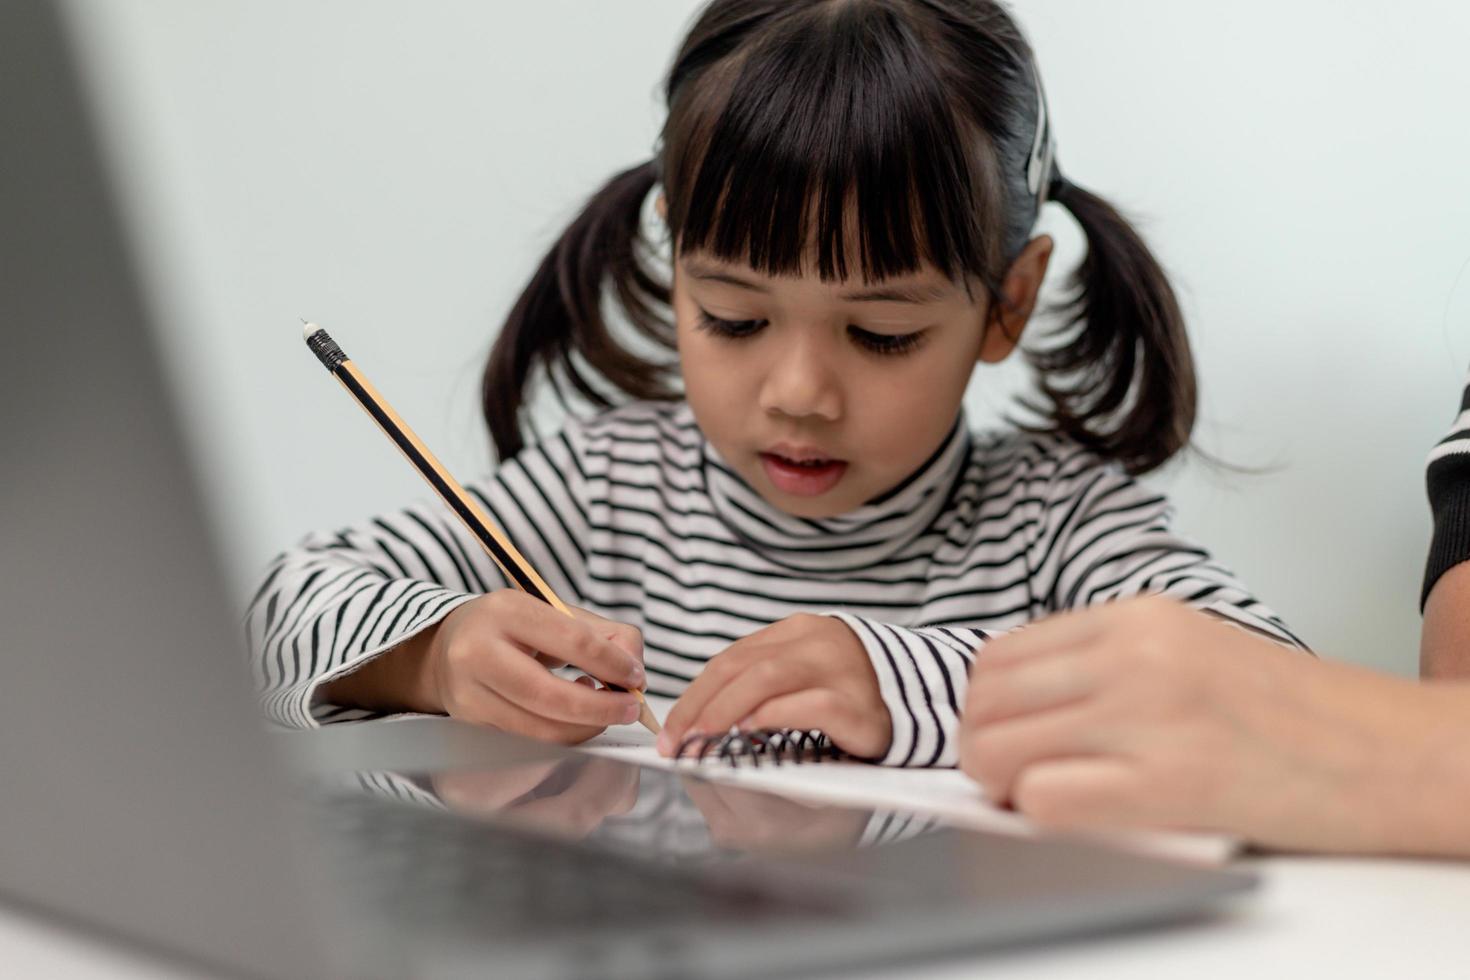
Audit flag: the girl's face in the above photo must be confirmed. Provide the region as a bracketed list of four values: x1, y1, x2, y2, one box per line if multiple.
[674, 239, 1052, 518]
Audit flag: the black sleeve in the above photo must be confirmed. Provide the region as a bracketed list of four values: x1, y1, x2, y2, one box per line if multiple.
[1422, 378, 1470, 608]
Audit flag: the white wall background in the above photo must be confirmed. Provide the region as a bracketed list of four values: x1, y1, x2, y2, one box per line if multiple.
[65, 0, 1470, 676]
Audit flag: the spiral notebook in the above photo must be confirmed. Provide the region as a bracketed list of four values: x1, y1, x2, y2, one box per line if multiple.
[582, 695, 1240, 866]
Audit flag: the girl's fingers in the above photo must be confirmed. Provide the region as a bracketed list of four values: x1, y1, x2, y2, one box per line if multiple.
[572, 607, 645, 667]
[494, 593, 645, 689]
[959, 704, 1106, 804]
[676, 656, 811, 747]
[452, 681, 607, 745]
[661, 643, 760, 751]
[739, 689, 886, 760]
[483, 648, 641, 727]
[965, 650, 1099, 726]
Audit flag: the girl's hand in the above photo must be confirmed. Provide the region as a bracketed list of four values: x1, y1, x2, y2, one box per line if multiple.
[959, 597, 1470, 856]
[658, 614, 891, 760]
[319, 589, 648, 743]
[420, 590, 647, 743]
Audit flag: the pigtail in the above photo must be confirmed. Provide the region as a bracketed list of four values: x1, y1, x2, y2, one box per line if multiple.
[482, 160, 677, 461]
[1030, 179, 1197, 475]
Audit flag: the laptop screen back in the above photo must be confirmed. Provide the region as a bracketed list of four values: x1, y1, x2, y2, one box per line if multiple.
[0, 4, 329, 976]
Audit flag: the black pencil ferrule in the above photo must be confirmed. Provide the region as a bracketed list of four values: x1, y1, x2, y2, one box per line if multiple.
[305, 328, 347, 372]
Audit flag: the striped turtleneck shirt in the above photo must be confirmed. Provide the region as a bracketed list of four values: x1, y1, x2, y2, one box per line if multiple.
[247, 401, 1301, 767]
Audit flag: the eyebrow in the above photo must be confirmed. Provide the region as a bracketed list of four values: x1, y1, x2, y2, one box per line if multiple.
[683, 262, 953, 304]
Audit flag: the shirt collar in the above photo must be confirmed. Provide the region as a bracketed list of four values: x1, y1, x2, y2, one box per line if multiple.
[696, 407, 971, 573]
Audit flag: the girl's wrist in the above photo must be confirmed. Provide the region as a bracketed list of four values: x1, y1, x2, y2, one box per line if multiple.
[393, 625, 448, 715]
[317, 624, 447, 716]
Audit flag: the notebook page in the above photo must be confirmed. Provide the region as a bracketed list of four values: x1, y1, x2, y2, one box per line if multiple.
[582, 695, 1239, 865]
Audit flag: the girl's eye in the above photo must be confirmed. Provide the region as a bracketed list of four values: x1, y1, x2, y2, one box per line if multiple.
[696, 309, 768, 340]
[849, 326, 927, 356]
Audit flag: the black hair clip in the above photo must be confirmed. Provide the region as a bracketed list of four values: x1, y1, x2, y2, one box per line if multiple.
[674, 727, 841, 768]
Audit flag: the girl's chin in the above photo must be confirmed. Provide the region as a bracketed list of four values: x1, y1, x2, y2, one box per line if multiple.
[766, 496, 857, 519]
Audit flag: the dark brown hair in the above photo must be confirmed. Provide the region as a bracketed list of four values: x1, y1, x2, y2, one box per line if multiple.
[483, 0, 1195, 474]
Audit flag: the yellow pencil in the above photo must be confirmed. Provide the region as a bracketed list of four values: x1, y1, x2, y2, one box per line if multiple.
[303, 322, 658, 735]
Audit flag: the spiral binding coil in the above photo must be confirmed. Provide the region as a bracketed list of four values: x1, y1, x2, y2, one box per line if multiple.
[673, 727, 841, 767]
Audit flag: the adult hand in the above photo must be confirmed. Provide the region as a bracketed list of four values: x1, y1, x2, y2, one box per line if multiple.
[960, 597, 1470, 856]
[658, 614, 891, 760]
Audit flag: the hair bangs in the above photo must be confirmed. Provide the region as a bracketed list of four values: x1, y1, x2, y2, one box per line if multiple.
[662, 1, 1004, 286]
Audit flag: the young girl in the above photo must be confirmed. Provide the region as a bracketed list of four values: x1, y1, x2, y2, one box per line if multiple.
[248, 0, 1301, 767]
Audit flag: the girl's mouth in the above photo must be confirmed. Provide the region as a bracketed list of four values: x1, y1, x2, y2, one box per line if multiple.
[759, 452, 849, 497]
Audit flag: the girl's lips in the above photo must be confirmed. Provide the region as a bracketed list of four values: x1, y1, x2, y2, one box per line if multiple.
[759, 452, 849, 497]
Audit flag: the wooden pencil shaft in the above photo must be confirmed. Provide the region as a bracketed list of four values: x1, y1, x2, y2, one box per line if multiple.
[331, 361, 573, 616]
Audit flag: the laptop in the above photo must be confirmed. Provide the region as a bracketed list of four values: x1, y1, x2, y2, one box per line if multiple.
[0, 3, 1256, 978]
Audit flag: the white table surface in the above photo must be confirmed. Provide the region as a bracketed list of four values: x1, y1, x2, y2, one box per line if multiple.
[12, 715, 1467, 979]
[7, 852, 1470, 980]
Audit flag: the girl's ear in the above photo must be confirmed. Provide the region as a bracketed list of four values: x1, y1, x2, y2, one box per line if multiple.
[979, 235, 1054, 364]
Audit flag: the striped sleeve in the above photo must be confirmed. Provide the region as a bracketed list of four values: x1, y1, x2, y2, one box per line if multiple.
[1423, 375, 1470, 607]
[828, 614, 992, 768]
[835, 445, 1303, 770]
[244, 425, 593, 728]
[1022, 445, 1305, 649]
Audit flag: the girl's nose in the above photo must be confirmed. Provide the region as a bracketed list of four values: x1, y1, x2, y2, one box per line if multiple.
[756, 338, 843, 422]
